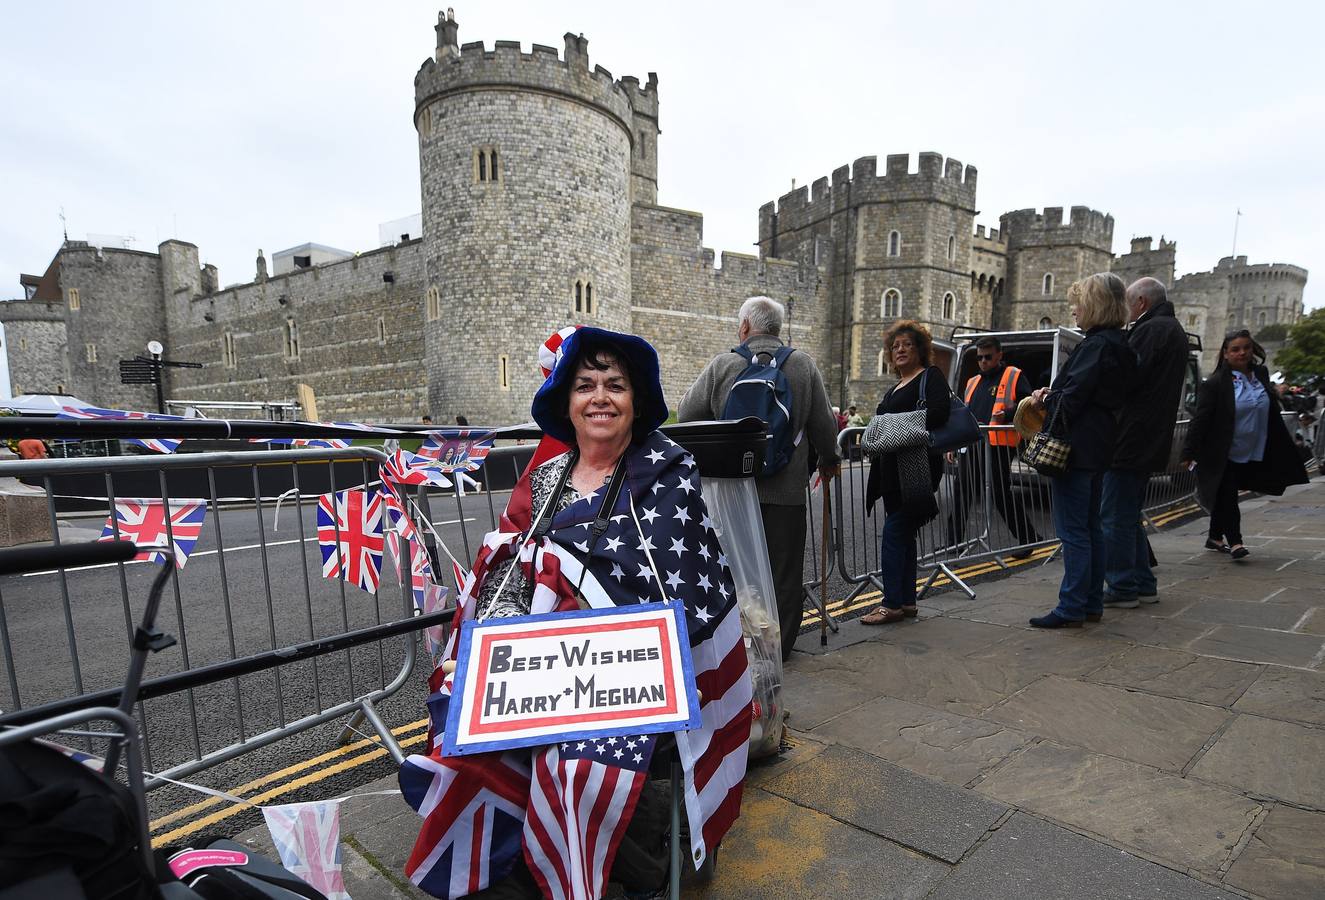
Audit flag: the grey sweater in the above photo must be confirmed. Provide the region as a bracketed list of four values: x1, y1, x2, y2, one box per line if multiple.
[677, 334, 841, 506]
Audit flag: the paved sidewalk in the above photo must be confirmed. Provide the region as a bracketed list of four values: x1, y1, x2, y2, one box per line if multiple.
[236, 479, 1325, 898]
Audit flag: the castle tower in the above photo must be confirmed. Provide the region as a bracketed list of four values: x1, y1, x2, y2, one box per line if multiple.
[1223, 256, 1309, 332]
[999, 206, 1115, 330]
[757, 152, 978, 405]
[414, 12, 643, 422]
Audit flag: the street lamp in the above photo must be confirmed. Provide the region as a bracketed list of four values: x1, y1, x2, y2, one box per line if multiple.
[147, 341, 165, 413]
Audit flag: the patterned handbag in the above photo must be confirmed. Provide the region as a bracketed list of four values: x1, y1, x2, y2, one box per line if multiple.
[1020, 400, 1071, 477]
[861, 408, 928, 455]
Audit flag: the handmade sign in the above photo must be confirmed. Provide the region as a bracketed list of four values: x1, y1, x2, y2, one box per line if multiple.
[442, 601, 700, 756]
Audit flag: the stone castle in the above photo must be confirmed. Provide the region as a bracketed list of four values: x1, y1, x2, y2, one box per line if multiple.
[2, 12, 1308, 422]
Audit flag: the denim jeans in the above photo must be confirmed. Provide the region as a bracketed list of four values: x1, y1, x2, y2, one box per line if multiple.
[1101, 469, 1157, 601]
[880, 505, 919, 610]
[1051, 469, 1105, 621]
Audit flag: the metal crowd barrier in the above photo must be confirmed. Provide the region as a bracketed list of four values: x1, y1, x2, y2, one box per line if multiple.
[831, 422, 1199, 606]
[0, 445, 438, 789]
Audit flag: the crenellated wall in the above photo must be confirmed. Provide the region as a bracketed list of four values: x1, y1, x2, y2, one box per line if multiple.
[1000, 206, 1116, 329]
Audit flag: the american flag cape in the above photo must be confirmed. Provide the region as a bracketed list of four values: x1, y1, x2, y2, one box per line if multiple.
[262, 801, 351, 900]
[58, 405, 184, 454]
[98, 498, 208, 568]
[316, 489, 385, 593]
[399, 431, 751, 899]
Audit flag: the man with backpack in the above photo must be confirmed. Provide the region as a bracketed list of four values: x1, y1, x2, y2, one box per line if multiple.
[679, 296, 840, 661]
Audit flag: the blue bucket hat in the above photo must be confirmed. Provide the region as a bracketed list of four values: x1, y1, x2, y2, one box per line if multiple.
[530, 327, 668, 445]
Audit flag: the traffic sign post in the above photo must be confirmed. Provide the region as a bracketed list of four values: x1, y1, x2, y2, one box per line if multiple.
[118, 345, 203, 413]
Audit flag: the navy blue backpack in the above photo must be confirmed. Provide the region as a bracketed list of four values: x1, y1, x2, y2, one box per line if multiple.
[721, 346, 798, 476]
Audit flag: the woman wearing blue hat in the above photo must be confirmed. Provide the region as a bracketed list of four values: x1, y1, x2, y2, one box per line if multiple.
[401, 327, 751, 900]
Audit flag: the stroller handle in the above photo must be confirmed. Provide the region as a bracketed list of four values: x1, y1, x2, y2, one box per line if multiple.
[0, 539, 139, 576]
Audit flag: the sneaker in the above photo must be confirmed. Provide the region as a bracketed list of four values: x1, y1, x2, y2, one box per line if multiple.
[1029, 612, 1083, 629]
[1138, 592, 1159, 604]
[1102, 595, 1139, 609]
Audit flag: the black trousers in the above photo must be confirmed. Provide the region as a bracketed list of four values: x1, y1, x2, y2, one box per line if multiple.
[1208, 460, 1246, 546]
[947, 444, 1040, 548]
[761, 502, 808, 662]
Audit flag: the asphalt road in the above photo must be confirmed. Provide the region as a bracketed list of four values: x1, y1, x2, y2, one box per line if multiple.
[0, 456, 1068, 844]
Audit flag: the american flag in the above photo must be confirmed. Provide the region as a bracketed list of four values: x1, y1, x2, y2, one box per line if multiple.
[262, 802, 350, 900]
[316, 489, 385, 593]
[98, 498, 208, 568]
[58, 405, 184, 454]
[400, 431, 750, 897]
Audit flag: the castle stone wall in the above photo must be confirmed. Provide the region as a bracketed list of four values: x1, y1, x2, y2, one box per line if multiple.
[971, 225, 1007, 329]
[1171, 268, 1232, 372]
[1001, 207, 1115, 329]
[1112, 236, 1177, 290]
[0, 302, 69, 396]
[630, 203, 830, 410]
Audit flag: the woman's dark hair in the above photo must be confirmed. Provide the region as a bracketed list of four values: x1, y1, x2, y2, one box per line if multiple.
[1214, 329, 1266, 373]
[552, 340, 640, 436]
[882, 319, 933, 375]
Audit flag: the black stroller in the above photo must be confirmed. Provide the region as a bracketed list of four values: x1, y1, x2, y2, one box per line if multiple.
[0, 541, 328, 900]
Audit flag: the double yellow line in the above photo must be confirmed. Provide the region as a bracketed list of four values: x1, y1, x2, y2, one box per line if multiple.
[149, 717, 430, 847]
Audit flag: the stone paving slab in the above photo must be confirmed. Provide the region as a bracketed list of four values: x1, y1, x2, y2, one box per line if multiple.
[689, 787, 949, 900]
[986, 675, 1230, 771]
[1085, 645, 1264, 707]
[809, 695, 1030, 785]
[1188, 624, 1325, 668]
[1224, 804, 1325, 899]
[1190, 714, 1325, 808]
[759, 743, 1008, 863]
[1233, 667, 1325, 726]
[1061, 610, 1213, 650]
[965, 630, 1131, 678]
[926, 812, 1245, 900]
[778, 668, 881, 730]
[974, 741, 1263, 874]
[1176, 596, 1319, 629]
[867, 615, 1014, 658]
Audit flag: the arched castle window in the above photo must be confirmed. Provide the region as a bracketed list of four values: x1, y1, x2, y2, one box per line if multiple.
[498, 354, 511, 391]
[1186, 313, 1199, 328]
[1038, 317, 1053, 329]
[67, 287, 80, 311]
[1257, 311, 1267, 327]
[942, 292, 956, 320]
[574, 279, 595, 315]
[1042, 273, 1054, 295]
[947, 235, 956, 262]
[419, 106, 432, 139]
[222, 332, 237, 369]
[888, 231, 901, 258]
[474, 146, 501, 183]
[85, 342, 97, 363]
[425, 286, 441, 322]
[284, 319, 300, 360]
[877, 349, 887, 377]
[881, 289, 901, 319]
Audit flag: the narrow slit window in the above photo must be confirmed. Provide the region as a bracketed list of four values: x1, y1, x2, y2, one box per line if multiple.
[68, 287, 81, 310]
[888, 231, 901, 258]
[575, 281, 583, 313]
[478, 151, 487, 182]
[489, 147, 498, 180]
[942, 292, 955, 319]
[498, 354, 510, 391]
[1043, 273, 1054, 295]
[85, 342, 97, 363]
[947, 235, 956, 261]
[222, 332, 237, 368]
[585, 282, 593, 315]
[377, 316, 387, 344]
[284, 318, 300, 360]
[877, 349, 887, 376]
[426, 287, 441, 321]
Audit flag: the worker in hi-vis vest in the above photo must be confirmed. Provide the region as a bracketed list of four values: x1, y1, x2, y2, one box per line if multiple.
[945, 335, 1043, 555]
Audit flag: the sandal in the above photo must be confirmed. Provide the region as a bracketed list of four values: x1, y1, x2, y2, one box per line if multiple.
[861, 606, 907, 625]
[1230, 545, 1250, 560]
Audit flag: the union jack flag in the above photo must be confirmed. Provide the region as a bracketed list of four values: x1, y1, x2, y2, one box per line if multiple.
[98, 498, 208, 568]
[58, 405, 184, 454]
[316, 489, 384, 593]
[383, 487, 418, 579]
[261, 801, 351, 900]
[401, 431, 751, 898]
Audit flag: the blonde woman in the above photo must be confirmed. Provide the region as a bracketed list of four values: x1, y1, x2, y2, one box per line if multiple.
[1028, 273, 1138, 628]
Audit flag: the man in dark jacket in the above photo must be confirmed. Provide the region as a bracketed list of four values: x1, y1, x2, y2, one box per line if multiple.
[1102, 278, 1190, 608]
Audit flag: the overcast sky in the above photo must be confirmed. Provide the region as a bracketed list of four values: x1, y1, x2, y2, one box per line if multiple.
[3, 0, 1322, 397]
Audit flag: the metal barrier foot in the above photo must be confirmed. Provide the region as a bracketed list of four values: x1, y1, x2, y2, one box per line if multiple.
[355, 698, 405, 765]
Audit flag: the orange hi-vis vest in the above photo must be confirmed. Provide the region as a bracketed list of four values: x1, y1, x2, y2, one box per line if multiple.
[965, 365, 1023, 447]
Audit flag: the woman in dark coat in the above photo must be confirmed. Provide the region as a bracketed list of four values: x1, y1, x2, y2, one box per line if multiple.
[861, 320, 949, 625]
[1181, 330, 1308, 560]
[1027, 273, 1138, 629]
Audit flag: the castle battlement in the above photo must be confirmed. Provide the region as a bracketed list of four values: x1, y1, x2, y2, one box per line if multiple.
[415, 14, 645, 140]
[974, 224, 1006, 245]
[758, 152, 978, 238]
[1000, 205, 1114, 251]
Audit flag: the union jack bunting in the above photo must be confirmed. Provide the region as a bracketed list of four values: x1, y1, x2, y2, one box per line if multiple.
[383, 487, 418, 579]
[58, 405, 184, 454]
[98, 498, 208, 568]
[262, 802, 351, 900]
[316, 489, 385, 593]
[401, 431, 751, 898]
[417, 429, 494, 473]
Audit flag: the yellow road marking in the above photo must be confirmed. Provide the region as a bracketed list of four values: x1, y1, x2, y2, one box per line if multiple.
[151, 731, 430, 847]
[149, 717, 428, 833]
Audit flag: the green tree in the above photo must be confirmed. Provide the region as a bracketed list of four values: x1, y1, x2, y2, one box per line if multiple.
[1274, 308, 1325, 384]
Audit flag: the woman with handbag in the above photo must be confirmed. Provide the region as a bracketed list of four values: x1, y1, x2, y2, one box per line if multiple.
[860, 320, 950, 625]
[1180, 330, 1308, 560]
[1026, 273, 1138, 629]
